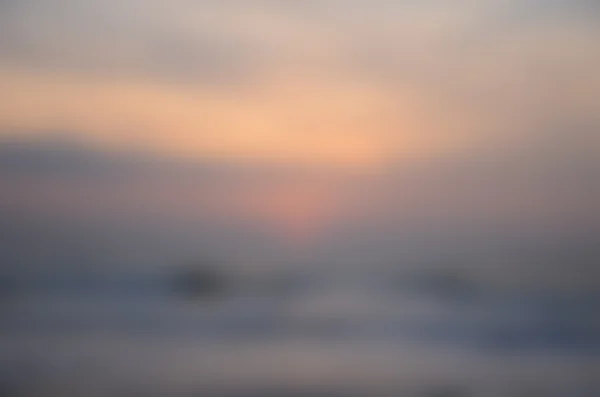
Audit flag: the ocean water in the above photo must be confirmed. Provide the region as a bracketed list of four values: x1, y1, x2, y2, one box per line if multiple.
[0, 270, 598, 397]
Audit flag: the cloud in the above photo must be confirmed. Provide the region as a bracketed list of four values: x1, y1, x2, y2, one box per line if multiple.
[1, 0, 599, 169]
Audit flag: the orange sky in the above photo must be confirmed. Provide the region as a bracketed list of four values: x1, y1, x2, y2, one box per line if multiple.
[0, 65, 476, 170]
[1, 0, 599, 241]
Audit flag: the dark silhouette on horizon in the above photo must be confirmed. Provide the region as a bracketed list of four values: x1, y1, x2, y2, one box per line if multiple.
[170, 260, 228, 300]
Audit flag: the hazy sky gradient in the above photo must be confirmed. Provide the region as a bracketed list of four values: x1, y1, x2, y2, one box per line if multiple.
[0, 0, 598, 281]
[2, 0, 597, 162]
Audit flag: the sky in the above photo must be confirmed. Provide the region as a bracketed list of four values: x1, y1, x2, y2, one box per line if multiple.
[0, 0, 599, 282]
